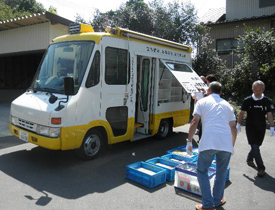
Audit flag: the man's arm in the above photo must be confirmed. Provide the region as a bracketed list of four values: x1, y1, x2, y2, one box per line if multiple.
[267, 112, 274, 127]
[267, 112, 274, 136]
[229, 120, 237, 146]
[187, 114, 201, 141]
[237, 110, 245, 124]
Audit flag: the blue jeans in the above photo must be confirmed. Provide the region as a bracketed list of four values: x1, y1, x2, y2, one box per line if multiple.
[247, 144, 265, 171]
[197, 150, 231, 208]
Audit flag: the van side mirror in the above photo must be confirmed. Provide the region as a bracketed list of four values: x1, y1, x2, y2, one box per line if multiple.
[64, 77, 74, 95]
[55, 77, 74, 111]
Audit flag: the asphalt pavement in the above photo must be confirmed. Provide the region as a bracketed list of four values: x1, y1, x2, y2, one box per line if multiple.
[0, 90, 275, 210]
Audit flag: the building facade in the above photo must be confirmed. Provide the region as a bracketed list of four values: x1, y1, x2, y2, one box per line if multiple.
[205, 0, 275, 68]
[0, 12, 73, 89]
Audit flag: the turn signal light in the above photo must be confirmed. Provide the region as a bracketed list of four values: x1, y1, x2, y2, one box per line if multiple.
[51, 117, 61, 125]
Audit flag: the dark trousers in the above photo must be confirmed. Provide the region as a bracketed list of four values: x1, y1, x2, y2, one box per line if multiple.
[247, 144, 265, 171]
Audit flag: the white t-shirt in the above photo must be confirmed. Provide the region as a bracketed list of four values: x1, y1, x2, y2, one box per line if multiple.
[193, 94, 236, 153]
[191, 91, 204, 102]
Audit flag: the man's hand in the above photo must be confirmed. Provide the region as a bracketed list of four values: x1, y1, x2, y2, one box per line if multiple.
[186, 141, 193, 155]
[270, 127, 274, 136]
[236, 124, 241, 134]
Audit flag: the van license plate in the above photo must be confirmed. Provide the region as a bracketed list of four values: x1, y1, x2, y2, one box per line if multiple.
[19, 130, 28, 142]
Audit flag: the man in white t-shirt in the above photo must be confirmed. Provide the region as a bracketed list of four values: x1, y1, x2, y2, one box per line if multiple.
[186, 81, 237, 210]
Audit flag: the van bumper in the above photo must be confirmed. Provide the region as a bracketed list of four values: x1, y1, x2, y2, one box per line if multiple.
[9, 123, 61, 150]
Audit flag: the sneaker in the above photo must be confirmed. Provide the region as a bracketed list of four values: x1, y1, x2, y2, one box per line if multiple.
[247, 161, 256, 168]
[257, 170, 265, 177]
[215, 197, 226, 208]
[195, 204, 214, 210]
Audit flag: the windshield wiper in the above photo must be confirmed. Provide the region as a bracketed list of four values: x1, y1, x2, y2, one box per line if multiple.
[26, 87, 39, 93]
[37, 87, 55, 93]
[34, 88, 60, 104]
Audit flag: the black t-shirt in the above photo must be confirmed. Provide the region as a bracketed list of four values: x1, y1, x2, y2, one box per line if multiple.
[241, 96, 274, 125]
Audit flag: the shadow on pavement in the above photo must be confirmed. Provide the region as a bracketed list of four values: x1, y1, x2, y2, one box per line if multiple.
[0, 135, 26, 149]
[0, 131, 188, 201]
[243, 173, 275, 194]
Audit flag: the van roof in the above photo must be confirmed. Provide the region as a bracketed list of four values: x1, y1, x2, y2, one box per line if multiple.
[52, 25, 192, 53]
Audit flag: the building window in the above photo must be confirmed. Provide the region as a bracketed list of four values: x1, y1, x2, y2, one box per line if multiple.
[259, 0, 275, 8]
[105, 47, 130, 85]
[216, 39, 244, 54]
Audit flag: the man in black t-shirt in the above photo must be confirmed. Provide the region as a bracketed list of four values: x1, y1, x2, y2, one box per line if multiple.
[237, 80, 274, 177]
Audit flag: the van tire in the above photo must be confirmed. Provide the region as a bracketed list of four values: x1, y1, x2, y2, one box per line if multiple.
[155, 119, 172, 139]
[76, 129, 105, 160]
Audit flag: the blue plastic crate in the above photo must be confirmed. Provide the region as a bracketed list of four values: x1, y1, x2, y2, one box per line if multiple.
[189, 157, 230, 182]
[161, 153, 193, 164]
[174, 162, 216, 196]
[166, 145, 198, 158]
[177, 145, 199, 154]
[126, 161, 166, 188]
[146, 157, 181, 181]
[176, 162, 216, 177]
[208, 160, 230, 182]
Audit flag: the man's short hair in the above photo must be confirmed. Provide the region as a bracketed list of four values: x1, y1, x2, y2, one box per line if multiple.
[209, 81, 222, 94]
[206, 74, 217, 83]
[252, 80, 265, 89]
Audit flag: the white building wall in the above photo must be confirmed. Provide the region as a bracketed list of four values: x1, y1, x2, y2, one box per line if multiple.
[0, 22, 50, 54]
[227, 0, 275, 20]
[0, 22, 68, 55]
[50, 24, 69, 42]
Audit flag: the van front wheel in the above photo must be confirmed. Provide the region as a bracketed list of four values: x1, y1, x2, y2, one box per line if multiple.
[77, 129, 104, 160]
[155, 119, 172, 139]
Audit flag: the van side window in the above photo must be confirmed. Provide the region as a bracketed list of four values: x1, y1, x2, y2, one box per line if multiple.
[86, 51, 100, 88]
[105, 47, 129, 85]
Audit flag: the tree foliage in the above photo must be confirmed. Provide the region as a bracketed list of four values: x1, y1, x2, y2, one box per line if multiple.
[0, 0, 15, 20]
[150, 0, 197, 45]
[91, 0, 154, 35]
[89, 0, 198, 46]
[230, 27, 275, 100]
[192, 26, 226, 77]
[0, 0, 54, 21]
[4, 0, 45, 13]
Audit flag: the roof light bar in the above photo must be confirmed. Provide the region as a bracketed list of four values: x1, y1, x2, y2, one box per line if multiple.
[69, 23, 94, 34]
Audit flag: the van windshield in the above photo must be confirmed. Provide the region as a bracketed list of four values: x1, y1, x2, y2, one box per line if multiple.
[30, 41, 95, 94]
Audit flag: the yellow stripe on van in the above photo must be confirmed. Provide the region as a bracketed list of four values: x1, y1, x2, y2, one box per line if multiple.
[9, 109, 189, 151]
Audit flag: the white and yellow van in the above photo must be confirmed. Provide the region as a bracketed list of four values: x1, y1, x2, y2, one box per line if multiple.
[10, 23, 206, 160]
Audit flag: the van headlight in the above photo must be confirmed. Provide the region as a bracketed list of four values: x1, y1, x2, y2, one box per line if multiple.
[36, 125, 60, 138]
[10, 115, 17, 125]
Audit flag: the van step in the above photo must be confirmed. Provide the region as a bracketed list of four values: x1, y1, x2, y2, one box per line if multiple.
[134, 123, 144, 128]
[133, 133, 152, 141]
